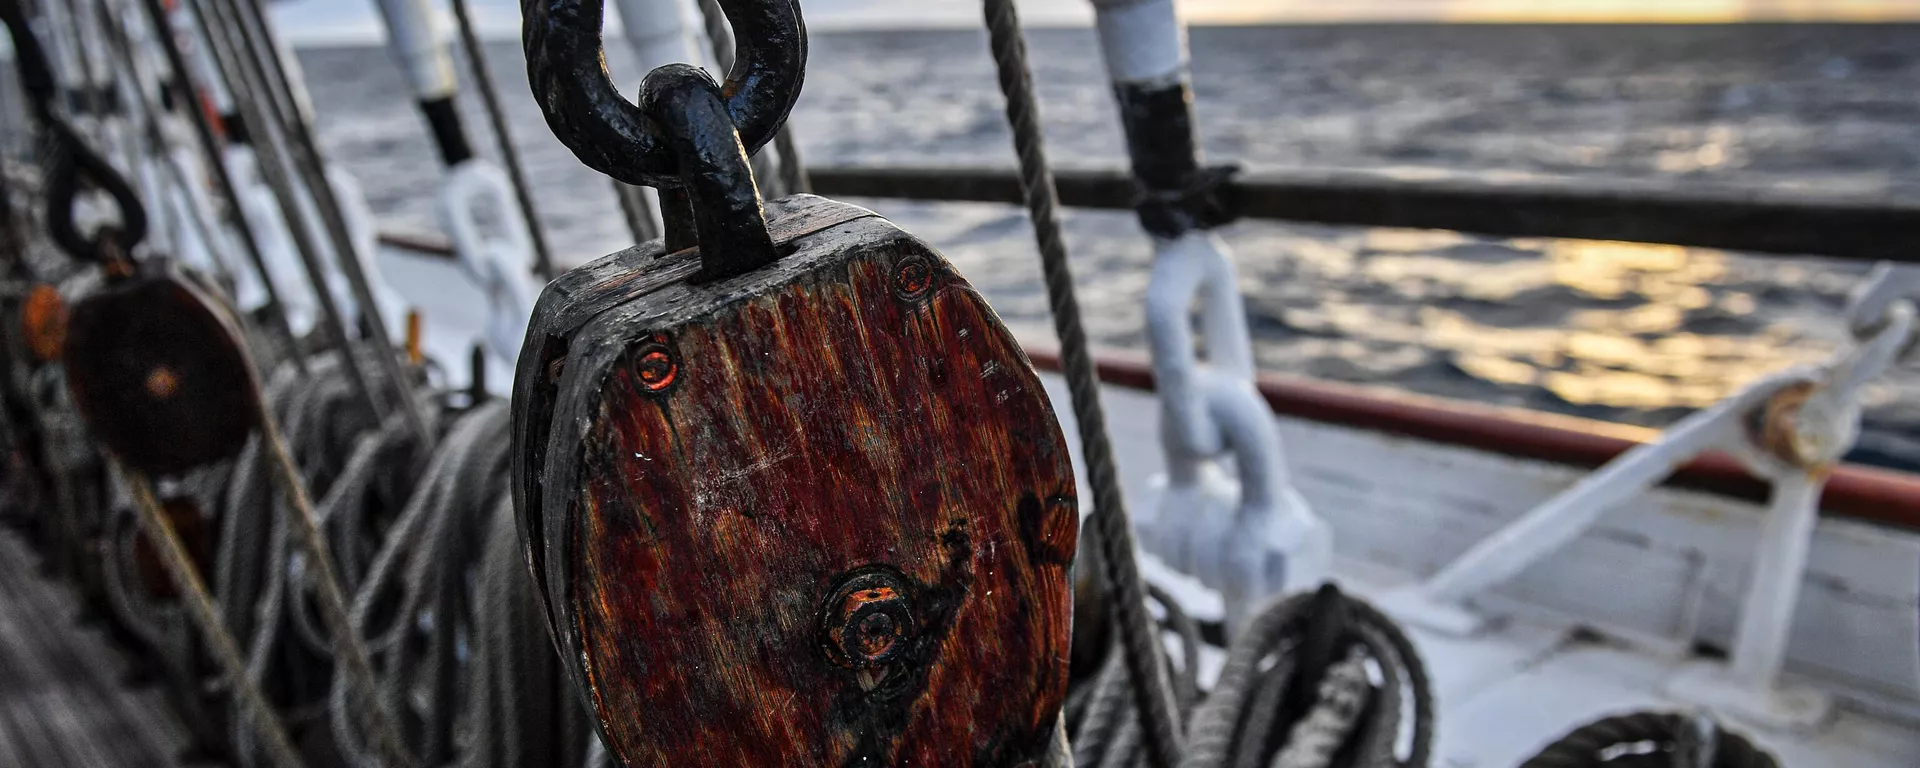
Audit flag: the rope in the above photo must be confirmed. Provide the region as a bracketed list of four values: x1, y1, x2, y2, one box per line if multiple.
[183, 0, 390, 425]
[331, 402, 515, 768]
[212, 352, 419, 768]
[1518, 712, 1778, 768]
[119, 460, 308, 768]
[1181, 589, 1433, 768]
[132, 0, 308, 371]
[446, 0, 558, 282]
[208, 0, 435, 449]
[980, 0, 1182, 763]
[258, 378, 418, 768]
[464, 493, 597, 768]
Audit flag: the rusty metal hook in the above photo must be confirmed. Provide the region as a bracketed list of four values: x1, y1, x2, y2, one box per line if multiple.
[521, 0, 806, 188]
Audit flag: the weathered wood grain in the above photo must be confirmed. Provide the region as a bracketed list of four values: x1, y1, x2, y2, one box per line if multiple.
[512, 194, 879, 641]
[519, 200, 1076, 766]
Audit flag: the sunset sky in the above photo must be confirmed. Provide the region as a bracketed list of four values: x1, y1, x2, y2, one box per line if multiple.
[269, 0, 1920, 43]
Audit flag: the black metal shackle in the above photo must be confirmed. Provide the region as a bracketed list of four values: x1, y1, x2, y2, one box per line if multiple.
[0, 0, 148, 261]
[522, 0, 804, 280]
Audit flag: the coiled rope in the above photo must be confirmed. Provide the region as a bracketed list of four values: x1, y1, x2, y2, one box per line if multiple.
[331, 401, 506, 768]
[1519, 712, 1779, 768]
[216, 351, 423, 768]
[120, 461, 309, 768]
[1183, 587, 1433, 768]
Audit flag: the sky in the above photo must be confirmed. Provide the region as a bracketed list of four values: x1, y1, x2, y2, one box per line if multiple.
[271, 0, 1920, 44]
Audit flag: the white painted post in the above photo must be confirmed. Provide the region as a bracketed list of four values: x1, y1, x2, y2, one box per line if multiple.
[437, 161, 536, 379]
[1729, 472, 1825, 692]
[1420, 378, 1787, 603]
[1667, 299, 1914, 729]
[373, 0, 455, 107]
[371, 0, 540, 388]
[614, 0, 719, 75]
[1091, 0, 1328, 631]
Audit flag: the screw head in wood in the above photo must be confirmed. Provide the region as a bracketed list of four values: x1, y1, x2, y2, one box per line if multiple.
[821, 568, 915, 670]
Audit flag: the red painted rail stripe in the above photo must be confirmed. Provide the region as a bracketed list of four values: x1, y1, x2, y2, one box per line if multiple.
[1023, 346, 1920, 532]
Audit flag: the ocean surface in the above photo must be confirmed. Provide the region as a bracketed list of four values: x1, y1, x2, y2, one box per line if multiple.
[291, 24, 1920, 469]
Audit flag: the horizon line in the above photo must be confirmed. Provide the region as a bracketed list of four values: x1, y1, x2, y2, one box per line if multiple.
[279, 15, 1920, 47]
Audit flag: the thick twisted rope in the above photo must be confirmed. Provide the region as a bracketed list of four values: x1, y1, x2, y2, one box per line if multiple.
[331, 402, 514, 768]
[980, 0, 1183, 764]
[120, 461, 308, 768]
[259, 368, 418, 768]
[213, 354, 414, 768]
[1180, 590, 1433, 768]
[1519, 712, 1778, 768]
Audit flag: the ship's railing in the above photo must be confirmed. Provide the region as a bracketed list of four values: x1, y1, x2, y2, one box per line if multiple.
[793, 160, 1920, 728]
[805, 164, 1920, 264]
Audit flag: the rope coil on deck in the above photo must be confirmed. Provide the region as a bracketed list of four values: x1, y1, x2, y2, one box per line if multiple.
[1518, 712, 1779, 768]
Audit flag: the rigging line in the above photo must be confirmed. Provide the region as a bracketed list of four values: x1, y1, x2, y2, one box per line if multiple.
[182, 0, 389, 427]
[118, 460, 310, 768]
[65, 0, 121, 160]
[40, 0, 104, 130]
[132, 0, 308, 372]
[93, 0, 239, 281]
[446, 0, 559, 283]
[216, 0, 432, 449]
[258, 400, 420, 768]
[979, 0, 1183, 765]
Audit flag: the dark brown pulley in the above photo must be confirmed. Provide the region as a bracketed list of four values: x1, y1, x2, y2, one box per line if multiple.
[514, 197, 1079, 766]
[64, 259, 261, 477]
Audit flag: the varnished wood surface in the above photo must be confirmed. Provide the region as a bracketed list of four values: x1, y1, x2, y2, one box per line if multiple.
[0, 527, 196, 767]
[524, 200, 1077, 766]
[512, 194, 880, 646]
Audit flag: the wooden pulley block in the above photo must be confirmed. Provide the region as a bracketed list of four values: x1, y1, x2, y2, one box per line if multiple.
[64, 259, 261, 477]
[512, 195, 1079, 766]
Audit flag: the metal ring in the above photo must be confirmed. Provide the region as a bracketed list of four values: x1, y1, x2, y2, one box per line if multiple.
[640, 64, 776, 280]
[44, 118, 149, 260]
[521, 0, 806, 188]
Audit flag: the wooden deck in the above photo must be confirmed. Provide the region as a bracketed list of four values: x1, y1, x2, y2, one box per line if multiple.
[0, 527, 197, 767]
